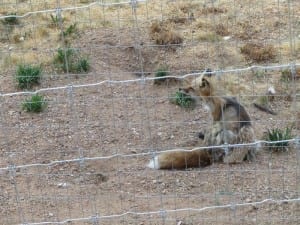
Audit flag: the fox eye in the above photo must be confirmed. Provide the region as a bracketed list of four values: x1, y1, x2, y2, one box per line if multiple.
[200, 78, 208, 88]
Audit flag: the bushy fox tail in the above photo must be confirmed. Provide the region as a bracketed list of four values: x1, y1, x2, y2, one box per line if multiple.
[147, 149, 212, 170]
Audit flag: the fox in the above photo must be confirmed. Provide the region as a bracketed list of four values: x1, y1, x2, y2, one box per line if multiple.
[147, 74, 257, 169]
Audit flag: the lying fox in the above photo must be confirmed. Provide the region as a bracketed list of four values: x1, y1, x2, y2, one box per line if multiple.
[148, 74, 257, 169]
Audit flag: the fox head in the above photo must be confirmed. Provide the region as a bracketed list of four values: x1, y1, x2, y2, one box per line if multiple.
[180, 74, 214, 98]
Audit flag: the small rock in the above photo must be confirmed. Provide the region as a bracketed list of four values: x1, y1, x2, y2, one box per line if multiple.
[245, 198, 252, 203]
[8, 111, 15, 116]
[57, 182, 67, 188]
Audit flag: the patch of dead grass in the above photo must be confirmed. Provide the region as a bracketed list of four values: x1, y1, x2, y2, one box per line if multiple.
[214, 23, 230, 36]
[201, 6, 227, 15]
[240, 43, 277, 63]
[234, 21, 261, 40]
[149, 21, 183, 45]
[197, 31, 222, 42]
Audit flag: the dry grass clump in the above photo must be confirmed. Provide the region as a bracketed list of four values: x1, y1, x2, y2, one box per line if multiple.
[240, 43, 277, 63]
[214, 23, 230, 36]
[234, 21, 261, 40]
[201, 6, 227, 15]
[197, 31, 222, 42]
[166, 1, 199, 24]
[149, 21, 183, 45]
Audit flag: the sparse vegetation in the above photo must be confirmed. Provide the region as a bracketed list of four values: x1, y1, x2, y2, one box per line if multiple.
[154, 66, 169, 84]
[253, 70, 266, 79]
[22, 94, 47, 113]
[1, 13, 19, 25]
[215, 24, 230, 36]
[16, 64, 42, 89]
[280, 69, 292, 82]
[49, 13, 65, 28]
[201, 6, 227, 15]
[265, 127, 293, 152]
[240, 43, 276, 62]
[75, 57, 90, 73]
[149, 21, 183, 45]
[62, 23, 78, 38]
[197, 32, 222, 42]
[170, 91, 196, 109]
[54, 47, 90, 73]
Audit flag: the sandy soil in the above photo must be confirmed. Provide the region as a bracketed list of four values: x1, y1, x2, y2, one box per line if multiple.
[0, 0, 299, 224]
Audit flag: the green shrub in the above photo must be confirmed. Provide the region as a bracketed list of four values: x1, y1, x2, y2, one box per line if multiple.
[170, 91, 196, 109]
[49, 14, 64, 28]
[54, 47, 74, 72]
[265, 127, 293, 152]
[2, 13, 19, 25]
[54, 47, 90, 74]
[76, 58, 90, 73]
[62, 23, 78, 37]
[154, 66, 168, 84]
[22, 94, 47, 113]
[16, 64, 42, 89]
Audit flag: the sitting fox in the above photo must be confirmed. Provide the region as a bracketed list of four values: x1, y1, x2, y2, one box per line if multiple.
[148, 74, 257, 169]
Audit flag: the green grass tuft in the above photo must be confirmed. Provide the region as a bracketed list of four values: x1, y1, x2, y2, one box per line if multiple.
[16, 64, 42, 89]
[154, 66, 169, 84]
[170, 91, 196, 109]
[22, 94, 47, 113]
[265, 127, 293, 152]
[54, 47, 90, 74]
[2, 13, 19, 25]
[62, 23, 78, 37]
[76, 58, 90, 73]
[49, 14, 65, 28]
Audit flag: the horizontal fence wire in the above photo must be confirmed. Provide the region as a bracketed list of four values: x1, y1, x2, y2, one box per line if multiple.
[0, 1, 299, 225]
[18, 197, 300, 225]
[1, 63, 299, 97]
[0, 138, 299, 172]
[0, 0, 147, 20]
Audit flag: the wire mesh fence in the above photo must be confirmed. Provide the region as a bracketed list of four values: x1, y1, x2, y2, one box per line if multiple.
[0, 0, 299, 224]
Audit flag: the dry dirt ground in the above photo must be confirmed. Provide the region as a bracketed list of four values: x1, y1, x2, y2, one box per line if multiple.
[0, 0, 300, 225]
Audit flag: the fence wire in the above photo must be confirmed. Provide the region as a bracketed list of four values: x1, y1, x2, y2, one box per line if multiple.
[0, 1, 299, 225]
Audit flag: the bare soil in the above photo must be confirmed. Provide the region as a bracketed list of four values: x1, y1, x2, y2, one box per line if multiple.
[0, 1, 299, 224]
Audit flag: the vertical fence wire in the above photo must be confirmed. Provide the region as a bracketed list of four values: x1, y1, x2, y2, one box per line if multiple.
[0, 1, 299, 225]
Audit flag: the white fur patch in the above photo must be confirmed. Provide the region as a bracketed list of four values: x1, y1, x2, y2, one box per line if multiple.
[147, 156, 160, 169]
[203, 104, 210, 112]
[268, 86, 276, 94]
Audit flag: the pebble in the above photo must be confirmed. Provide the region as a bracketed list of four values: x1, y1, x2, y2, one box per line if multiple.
[57, 182, 67, 188]
[245, 198, 252, 203]
[223, 36, 231, 40]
